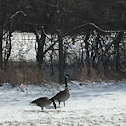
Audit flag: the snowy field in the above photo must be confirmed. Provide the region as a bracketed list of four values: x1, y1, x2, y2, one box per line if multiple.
[0, 81, 126, 126]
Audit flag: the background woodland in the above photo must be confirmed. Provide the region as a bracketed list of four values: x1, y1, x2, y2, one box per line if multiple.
[0, 0, 126, 84]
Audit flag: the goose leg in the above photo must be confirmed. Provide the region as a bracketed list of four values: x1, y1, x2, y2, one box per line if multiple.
[64, 102, 65, 107]
[41, 107, 44, 112]
[59, 101, 60, 107]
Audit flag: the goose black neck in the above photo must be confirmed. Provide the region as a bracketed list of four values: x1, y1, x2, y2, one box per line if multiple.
[65, 76, 68, 87]
[50, 99, 56, 109]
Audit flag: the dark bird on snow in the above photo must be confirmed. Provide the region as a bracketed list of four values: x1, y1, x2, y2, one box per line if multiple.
[51, 75, 70, 107]
[30, 97, 56, 111]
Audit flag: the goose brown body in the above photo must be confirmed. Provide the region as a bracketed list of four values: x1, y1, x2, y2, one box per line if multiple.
[30, 97, 56, 111]
[51, 87, 70, 103]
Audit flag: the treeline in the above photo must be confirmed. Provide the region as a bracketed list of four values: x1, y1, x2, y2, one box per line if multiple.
[0, 0, 126, 84]
[1, 0, 126, 31]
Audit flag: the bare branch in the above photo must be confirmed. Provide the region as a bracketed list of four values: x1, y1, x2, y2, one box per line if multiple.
[44, 40, 58, 56]
[34, 0, 57, 7]
[63, 23, 126, 36]
[10, 11, 27, 19]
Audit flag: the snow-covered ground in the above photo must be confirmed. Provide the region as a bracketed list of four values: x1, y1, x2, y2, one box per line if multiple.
[0, 81, 126, 126]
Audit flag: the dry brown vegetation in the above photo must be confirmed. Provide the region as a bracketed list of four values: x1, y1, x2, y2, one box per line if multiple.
[0, 61, 44, 85]
[79, 65, 125, 82]
[0, 61, 125, 85]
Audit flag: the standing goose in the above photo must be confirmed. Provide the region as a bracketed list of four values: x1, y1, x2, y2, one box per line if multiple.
[30, 97, 56, 111]
[51, 75, 70, 107]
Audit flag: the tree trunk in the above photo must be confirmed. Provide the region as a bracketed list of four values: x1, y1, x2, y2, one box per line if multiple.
[80, 42, 84, 66]
[4, 19, 12, 68]
[36, 29, 46, 76]
[56, 0, 64, 84]
[50, 49, 54, 76]
[0, 27, 2, 68]
[59, 33, 64, 84]
[114, 32, 123, 72]
[85, 33, 90, 77]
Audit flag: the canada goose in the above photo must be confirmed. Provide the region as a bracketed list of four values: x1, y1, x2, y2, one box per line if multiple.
[30, 97, 56, 111]
[51, 75, 70, 107]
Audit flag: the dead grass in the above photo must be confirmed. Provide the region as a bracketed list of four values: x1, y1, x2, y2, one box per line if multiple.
[0, 61, 44, 85]
[78, 63, 124, 82]
[0, 61, 125, 85]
